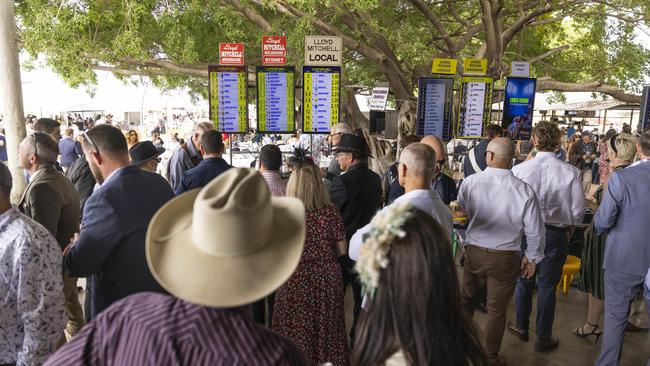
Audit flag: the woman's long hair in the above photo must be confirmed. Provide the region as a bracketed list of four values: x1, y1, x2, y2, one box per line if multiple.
[352, 209, 487, 366]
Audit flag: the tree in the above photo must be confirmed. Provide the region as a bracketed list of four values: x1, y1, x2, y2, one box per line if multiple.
[13, 0, 650, 136]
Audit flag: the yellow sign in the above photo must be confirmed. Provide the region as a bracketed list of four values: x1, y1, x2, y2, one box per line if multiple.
[463, 58, 488, 75]
[431, 58, 458, 75]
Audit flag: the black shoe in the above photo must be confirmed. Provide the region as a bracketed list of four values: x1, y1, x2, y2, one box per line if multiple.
[624, 322, 649, 333]
[507, 323, 529, 342]
[535, 338, 559, 352]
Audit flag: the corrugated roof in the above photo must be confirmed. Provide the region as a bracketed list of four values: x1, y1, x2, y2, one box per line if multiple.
[541, 100, 631, 111]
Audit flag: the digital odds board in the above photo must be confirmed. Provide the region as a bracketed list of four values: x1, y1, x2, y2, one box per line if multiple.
[256, 66, 295, 133]
[502, 77, 537, 141]
[208, 65, 248, 133]
[302, 66, 340, 133]
[416, 77, 454, 140]
[456, 76, 494, 138]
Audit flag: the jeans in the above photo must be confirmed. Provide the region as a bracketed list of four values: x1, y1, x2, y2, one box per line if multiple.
[515, 226, 568, 340]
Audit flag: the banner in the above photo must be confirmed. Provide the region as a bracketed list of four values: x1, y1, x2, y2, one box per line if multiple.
[456, 76, 493, 138]
[416, 77, 454, 140]
[256, 66, 295, 133]
[302, 66, 340, 133]
[502, 77, 537, 141]
[219, 43, 245, 65]
[304, 36, 343, 66]
[262, 36, 287, 65]
[208, 65, 248, 133]
[369, 86, 389, 111]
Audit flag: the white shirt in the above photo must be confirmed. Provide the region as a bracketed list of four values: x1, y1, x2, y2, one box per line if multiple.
[349, 189, 452, 261]
[459, 167, 546, 263]
[0, 207, 67, 365]
[512, 151, 585, 227]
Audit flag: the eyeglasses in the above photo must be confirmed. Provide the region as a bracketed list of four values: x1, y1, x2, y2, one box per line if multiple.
[83, 131, 101, 154]
[436, 159, 446, 166]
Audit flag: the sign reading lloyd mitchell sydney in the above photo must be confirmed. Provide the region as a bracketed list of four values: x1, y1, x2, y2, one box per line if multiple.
[304, 36, 343, 66]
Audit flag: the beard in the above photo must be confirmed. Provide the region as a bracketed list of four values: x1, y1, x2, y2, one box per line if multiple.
[87, 158, 104, 185]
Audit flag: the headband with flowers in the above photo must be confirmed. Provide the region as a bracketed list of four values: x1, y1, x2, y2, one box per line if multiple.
[355, 202, 416, 294]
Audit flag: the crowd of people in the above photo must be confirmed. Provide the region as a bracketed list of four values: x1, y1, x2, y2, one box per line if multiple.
[0, 115, 649, 366]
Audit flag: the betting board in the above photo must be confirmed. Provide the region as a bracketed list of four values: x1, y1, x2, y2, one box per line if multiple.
[416, 77, 454, 140]
[256, 66, 295, 133]
[456, 76, 493, 139]
[302, 66, 340, 133]
[638, 86, 650, 133]
[208, 65, 248, 133]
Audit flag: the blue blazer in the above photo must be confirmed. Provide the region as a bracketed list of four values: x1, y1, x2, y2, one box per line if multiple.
[58, 137, 81, 168]
[175, 157, 232, 195]
[595, 161, 650, 277]
[64, 165, 174, 318]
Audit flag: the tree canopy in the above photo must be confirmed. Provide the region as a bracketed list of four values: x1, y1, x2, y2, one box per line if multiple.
[14, 0, 650, 105]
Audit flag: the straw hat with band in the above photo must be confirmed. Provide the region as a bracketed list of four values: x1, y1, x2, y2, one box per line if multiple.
[146, 168, 305, 307]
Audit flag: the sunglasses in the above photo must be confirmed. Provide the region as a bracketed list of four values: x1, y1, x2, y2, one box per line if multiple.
[83, 131, 101, 154]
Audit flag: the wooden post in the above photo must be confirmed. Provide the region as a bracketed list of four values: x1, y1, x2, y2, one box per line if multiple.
[0, 0, 27, 202]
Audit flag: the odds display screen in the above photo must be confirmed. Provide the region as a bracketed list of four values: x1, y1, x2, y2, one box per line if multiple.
[416, 77, 454, 140]
[208, 65, 248, 133]
[456, 76, 493, 139]
[256, 66, 295, 133]
[302, 66, 340, 133]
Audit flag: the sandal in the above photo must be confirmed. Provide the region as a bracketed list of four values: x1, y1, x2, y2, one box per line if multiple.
[572, 321, 603, 341]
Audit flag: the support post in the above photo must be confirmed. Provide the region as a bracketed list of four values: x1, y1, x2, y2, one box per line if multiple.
[0, 0, 27, 202]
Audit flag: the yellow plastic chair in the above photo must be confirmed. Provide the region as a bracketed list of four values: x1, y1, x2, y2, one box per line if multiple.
[558, 255, 581, 293]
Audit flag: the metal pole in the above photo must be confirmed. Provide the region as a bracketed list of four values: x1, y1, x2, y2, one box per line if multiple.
[229, 135, 233, 166]
[0, 0, 27, 202]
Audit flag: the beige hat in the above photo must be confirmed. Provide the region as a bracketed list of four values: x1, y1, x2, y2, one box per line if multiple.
[146, 168, 305, 307]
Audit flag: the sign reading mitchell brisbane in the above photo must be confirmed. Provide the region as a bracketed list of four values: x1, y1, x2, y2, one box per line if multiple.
[256, 66, 295, 133]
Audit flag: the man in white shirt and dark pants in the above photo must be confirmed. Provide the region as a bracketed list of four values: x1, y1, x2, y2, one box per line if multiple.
[349, 143, 452, 260]
[459, 138, 545, 366]
[508, 122, 585, 352]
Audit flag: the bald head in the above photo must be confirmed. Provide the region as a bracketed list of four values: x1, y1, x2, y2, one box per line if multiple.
[486, 138, 515, 168]
[399, 143, 436, 188]
[421, 135, 446, 161]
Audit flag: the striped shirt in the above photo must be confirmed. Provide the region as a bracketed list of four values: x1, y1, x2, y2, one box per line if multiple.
[261, 171, 287, 197]
[44, 292, 314, 365]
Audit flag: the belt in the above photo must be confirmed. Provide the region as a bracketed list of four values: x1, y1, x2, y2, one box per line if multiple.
[545, 224, 567, 231]
[467, 245, 520, 255]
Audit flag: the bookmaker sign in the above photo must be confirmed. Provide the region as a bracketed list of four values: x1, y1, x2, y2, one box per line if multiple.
[219, 43, 245, 65]
[304, 36, 342, 66]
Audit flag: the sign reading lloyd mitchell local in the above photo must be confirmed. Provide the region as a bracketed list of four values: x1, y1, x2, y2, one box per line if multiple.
[304, 36, 343, 66]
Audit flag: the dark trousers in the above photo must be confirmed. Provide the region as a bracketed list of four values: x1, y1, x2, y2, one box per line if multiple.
[515, 226, 568, 340]
[341, 256, 362, 342]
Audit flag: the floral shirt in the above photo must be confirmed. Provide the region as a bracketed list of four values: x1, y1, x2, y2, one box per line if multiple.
[0, 207, 66, 366]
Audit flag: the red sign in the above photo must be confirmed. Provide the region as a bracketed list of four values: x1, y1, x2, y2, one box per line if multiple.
[219, 43, 245, 65]
[262, 36, 287, 65]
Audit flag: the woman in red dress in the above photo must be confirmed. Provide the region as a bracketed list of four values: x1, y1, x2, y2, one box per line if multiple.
[272, 153, 349, 366]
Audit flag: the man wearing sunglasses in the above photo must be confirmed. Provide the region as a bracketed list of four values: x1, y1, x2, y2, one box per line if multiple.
[17, 132, 84, 341]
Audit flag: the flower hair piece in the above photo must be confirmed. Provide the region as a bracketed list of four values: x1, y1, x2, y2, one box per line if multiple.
[355, 202, 416, 293]
[287, 147, 314, 167]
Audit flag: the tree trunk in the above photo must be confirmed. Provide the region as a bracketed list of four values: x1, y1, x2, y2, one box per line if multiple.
[0, 1, 27, 203]
[343, 87, 369, 131]
[396, 100, 417, 159]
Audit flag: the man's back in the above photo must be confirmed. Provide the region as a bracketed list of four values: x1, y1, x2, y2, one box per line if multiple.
[176, 157, 232, 194]
[59, 137, 80, 167]
[20, 165, 80, 249]
[66, 156, 96, 214]
[329, 163, 382, 240]
[463, 139, 489, 177]
[44, 293, 313, 366]
[512, 152, 584, 226]
[65, 166, 174, 317]
[595, 162, 650, 276]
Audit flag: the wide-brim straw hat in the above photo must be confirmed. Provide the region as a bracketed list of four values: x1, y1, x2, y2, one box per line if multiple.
[146, 168, 305, 307]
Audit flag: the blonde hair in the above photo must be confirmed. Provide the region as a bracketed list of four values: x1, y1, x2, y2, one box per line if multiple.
[612, 133, 637, 163]
[126, 130, 139, 146]
[286, 163, 332, 212]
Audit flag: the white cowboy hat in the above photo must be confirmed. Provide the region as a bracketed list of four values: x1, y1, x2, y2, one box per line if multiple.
[146, 168, 305, 307]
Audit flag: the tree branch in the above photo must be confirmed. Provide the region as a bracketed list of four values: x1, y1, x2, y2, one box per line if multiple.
[407, 0, 456, 54]
[537, 79, 641, 104]
[221, 0, 272, 32]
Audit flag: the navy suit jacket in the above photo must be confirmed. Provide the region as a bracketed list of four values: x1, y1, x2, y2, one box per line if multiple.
[175, 157, 232, 195]
[64, 166, 174, 318]
[595, 161, 650, 277]
[58, 137, 81, 167]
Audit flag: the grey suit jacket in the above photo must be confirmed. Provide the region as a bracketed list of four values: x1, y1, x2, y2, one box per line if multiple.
[595, 161, 650, 277]
[19, 165, 81, 250]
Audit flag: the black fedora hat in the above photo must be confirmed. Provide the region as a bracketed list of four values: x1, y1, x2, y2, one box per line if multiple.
[129, 141, 165, 165]
[334, 133, 371, 157]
